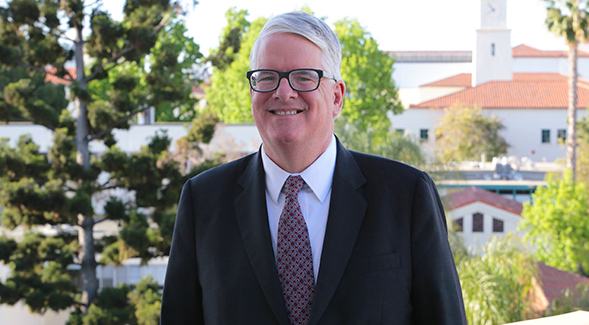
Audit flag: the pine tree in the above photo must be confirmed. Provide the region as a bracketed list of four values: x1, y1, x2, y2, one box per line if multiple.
[0, 0, 215, 314]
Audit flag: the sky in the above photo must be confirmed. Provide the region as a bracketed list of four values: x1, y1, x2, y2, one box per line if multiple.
[102, 0, 568, 55]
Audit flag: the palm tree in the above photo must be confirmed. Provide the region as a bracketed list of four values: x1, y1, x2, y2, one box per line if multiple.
[544, 0, 589, 180]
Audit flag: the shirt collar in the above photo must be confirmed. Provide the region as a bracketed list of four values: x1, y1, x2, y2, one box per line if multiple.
[262, 134, 337, 204]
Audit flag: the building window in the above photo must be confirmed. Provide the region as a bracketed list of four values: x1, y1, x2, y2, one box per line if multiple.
[491, 43, 495, 56]
[493, 218, 504, 233]
[558, 129, 567, 142]
[396, 128, 404, 135]
[420, 129, 429, 142]
[454, 217, 464, 232]
[542, 129, 550, 143]
[473, 213, 484, 232]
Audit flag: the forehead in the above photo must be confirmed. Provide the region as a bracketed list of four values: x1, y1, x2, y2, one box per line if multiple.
[255, 33, 322, 70]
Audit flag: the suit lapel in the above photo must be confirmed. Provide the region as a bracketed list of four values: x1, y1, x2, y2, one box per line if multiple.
[234, 151, 290, 324]
[309, 141, 367, 325]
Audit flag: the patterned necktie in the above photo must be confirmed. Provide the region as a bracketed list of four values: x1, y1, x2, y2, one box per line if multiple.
[276, 175, 315, 325]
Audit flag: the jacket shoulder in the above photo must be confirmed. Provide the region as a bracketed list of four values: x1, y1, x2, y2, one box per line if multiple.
[187, 152, 257, 186]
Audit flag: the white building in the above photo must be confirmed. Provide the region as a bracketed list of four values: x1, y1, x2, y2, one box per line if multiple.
[390, 0, 589, 163]
[444, 186, 523, 251]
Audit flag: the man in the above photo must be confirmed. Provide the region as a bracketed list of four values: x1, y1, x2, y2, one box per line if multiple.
[161, 11, 466, 324]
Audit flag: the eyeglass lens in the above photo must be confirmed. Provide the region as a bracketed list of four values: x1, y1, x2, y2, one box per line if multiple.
[250, 70, 320, 92]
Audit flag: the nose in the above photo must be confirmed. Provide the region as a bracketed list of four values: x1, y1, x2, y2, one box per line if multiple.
[273, 77, 298, 101]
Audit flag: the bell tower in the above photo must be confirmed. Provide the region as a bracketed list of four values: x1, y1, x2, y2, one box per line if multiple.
[473, 0, 512, 86]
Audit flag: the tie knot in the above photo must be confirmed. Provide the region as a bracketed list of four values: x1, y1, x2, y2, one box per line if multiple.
[284, 175, 304, 197]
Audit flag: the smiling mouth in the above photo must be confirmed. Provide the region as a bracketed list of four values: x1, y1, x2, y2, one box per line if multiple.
[271, 110, 303, 115]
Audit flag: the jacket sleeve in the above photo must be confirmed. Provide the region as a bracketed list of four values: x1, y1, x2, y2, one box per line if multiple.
[411, 173, 467, 325]
[160, 180, 204, 324]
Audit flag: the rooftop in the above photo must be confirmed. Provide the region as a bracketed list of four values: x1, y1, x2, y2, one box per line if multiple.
[410, 73, 589, 109]
[444, 186, 523, 215]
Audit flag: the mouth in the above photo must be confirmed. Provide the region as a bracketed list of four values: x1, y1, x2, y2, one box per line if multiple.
[270, 110, 303, 116]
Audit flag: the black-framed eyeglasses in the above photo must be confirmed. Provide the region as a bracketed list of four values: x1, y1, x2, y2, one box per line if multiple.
[246, 69, 337, 93]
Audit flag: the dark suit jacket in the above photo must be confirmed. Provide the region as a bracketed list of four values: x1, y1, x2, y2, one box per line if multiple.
[161, 139, 467, 324]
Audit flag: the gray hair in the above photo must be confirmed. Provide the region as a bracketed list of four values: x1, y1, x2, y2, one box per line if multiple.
[250, 11, 342, 80]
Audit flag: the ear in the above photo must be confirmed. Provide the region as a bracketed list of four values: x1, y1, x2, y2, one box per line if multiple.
[332, 80, 345, 117]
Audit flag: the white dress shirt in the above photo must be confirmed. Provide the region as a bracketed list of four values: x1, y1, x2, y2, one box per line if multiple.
[261, 135, 337, 281]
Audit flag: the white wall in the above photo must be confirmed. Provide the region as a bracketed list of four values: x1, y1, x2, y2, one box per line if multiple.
[513, 57, 589, 79]
[474, 29, 513, 86]
[96, 257, 168, 290]
[389, 107, 588, 162]
[392, 62, 472, 88]
[0, 123, 261, 155]
[513, 57, 564, 74]
[0, 301, 71, 325]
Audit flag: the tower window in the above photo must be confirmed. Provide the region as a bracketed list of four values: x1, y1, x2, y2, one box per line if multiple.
[491, 43, 495, 56]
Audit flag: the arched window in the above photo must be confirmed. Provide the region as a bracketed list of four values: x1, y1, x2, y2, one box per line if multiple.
[493, 218, 504, 233]
[473, 213, 484, 232]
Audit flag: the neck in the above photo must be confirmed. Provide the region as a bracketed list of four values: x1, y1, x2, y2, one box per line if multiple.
[264, 137, 331, 173]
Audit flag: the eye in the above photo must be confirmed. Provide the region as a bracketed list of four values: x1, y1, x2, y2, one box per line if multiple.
[292, 71, 318, 83]
[255, 72, 278, 83]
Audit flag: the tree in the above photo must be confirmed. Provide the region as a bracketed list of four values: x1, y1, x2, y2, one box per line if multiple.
[335, 18, 403, 146]
[206, 7, 250, 71]
[520, 169, 589, 275]
[575, 113, 589, 190]
[205, 10, 265, 123]
[334, 116, 424, 166]
[67, 275, 162, 325]
[544, 0, 589, 180]
[0, 0, 213, 314]
[454, 235, 539, 324]
[435, 104, 508, 162]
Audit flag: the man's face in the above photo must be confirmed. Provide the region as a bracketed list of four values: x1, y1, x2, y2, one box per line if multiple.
[250, 33, 345, 158]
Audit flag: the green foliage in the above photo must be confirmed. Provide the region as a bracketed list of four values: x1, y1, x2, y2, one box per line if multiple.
[0, 66, 68, 127]
[68, 285, 136, 325]
[576, 113, 589, 189]
[184, 109, 220, 144]
[435, 104, 508, 162]
[0, 234, 76, 313]
[206, 12, 265, 123]
[207, 7, 250, 70]
[129, 276, 162, 325]
[67, 276, 162, 325]
[520, 170, 589, 274]
[544, 0, 589, 46]
[335, 116, 424, 165]
[454, 235, 538, 324]
[147, 18, 203, 122]
[335, 18, 402, 145]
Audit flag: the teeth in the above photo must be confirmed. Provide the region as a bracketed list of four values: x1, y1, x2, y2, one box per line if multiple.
[274, 110, 299, 115]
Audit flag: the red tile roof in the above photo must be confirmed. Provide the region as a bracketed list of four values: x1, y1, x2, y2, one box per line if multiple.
[410, 73, 589, 109]
[513, 44, 589, 58]
[421, 73, 472, 87]
[537, 262, 589, 306]
[444, 186, 523, 215]
[44, 67, 76, 85]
